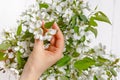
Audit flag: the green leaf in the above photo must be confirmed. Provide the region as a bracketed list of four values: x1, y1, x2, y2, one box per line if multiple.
[22, 30, 34, 39]
[39, 3, 49, 9]
[79, 14, 88, 23]
[57, 16, 64, 26]
[71, 73, 77, 80]
[74, 26, 79, 35]
[0, 42, 11, 50]
[72, 52, 80, 57]
[56, 56, 71, 67]
[16, 51, 25, 69]
[66, 45, 73, 52]
[85, 27, 97, 37]
[0, 52, 6, 61]
[60, 76, 69, 80]
[17, 23, 22, 36]
[77, 36, 86, 45]
[110, 68, 117, 77]
[93, 11, 111, 24]
[68, 38, 73, 44]
[71, 15, 77, 27]
[106, 70, 112, 77]
[74, 57, 95, 71]
[95, 56, 110, 66]
[94, 5, 98, 10]
[89, 17, 98, 27]
[44, 21, 54, 29]
[88, 49, 95, 54]
[80, 36, 86, 42]
[22, 30, 34, 42]
[95, 63, 103, 66]
[97, 56, 109, 63]
[93, 75, 98, 80]
[110, 58, 120, 66]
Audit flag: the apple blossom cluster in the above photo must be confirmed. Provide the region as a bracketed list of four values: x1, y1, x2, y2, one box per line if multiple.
[19, 2, 57, 41]
[0, 0, 120, 80]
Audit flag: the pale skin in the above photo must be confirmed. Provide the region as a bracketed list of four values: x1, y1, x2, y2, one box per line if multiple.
[20, 22, 64, 80]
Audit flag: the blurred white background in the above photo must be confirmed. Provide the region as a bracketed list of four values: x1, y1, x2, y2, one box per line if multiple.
[0, 0, 120, 80]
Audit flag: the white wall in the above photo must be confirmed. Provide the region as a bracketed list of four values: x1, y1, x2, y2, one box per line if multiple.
[0, 0, 120, 80]
[111, 0, 120, 56]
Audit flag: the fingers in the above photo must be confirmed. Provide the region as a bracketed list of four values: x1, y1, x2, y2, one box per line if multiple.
[52, 22, 64, 51]
[46, 37, 55, 51]
[33, 21, 64, 53]
[33, 39, 44, 51]
[50, 37, 55, 46]
[33, 21, 45, 51]
[46, 46, 56, 52]
[52, 22, 63, 39]
[42, 20, 48, 35]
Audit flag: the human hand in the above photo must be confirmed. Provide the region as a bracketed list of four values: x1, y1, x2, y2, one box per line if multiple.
[20, 22, 64, 80]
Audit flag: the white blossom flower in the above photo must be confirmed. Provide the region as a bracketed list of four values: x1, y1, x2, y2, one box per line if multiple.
[20, 15, 31, 22]
[10, 63, 17, 68]
[56, 5, 62, 13]
[43, 35, 52, 41]
[10, 68, 19, 74]
[73, 33, 81, 40]
[34, 34, 44, 40]
[46, 74, 56, 80]
[30, 43, 34, 47]
[17, 41, 28, 51]
[14, 46, 20, 51]
[14, 57, 18, 62]
[6, 59, 10, 64]
[48, 29, 57, 35]
[58, 67, 66, 74]
[20, 49, 24, 53]
[94, 43, 106, 56]
[8, 52, 14, 59]
[63, 8, 73, 22]
[22, 25, 27, 32]
[29, 22, 43, 34]
[22, 53, 29, 58]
